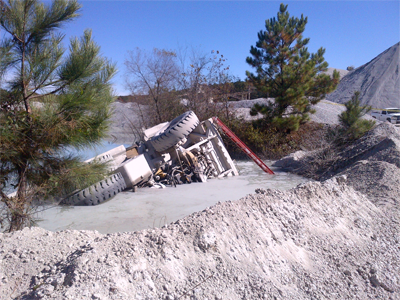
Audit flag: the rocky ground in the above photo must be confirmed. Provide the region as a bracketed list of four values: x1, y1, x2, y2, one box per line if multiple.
[273, 123, 400, 206]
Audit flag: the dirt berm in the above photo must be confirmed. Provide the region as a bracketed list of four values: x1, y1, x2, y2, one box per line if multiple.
[1, 124, 399, 299]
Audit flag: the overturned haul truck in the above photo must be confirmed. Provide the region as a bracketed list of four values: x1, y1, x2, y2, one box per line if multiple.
[61, 111, 239, 206]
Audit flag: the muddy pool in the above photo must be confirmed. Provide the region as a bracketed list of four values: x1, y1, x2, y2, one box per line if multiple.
[35, 160, 310, 234]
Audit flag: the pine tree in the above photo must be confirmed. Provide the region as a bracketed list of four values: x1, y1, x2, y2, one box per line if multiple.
[0, 0, 116, 232]
[337, 91, 375, 142]
[246, 3, 339, 132]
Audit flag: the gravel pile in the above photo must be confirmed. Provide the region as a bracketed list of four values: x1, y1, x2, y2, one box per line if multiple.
[324, 67, 349, 79]
[337, 160, 400, 209]
[276, 123, 400, 174]
[309, 100, 347, 124]
[326, 42, 400, 108]
[229, 98, 374, 125]
[1, 175, 399, 299]
[228, 98, 275, 109]
[106, 102, 147, 144]
[274, 123, 400, 211]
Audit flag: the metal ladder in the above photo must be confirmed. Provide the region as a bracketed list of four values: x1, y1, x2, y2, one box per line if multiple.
[212, 117, 275, 175]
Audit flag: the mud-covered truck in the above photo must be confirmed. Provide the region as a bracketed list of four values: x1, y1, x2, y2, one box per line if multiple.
[371, 108, 400, 126]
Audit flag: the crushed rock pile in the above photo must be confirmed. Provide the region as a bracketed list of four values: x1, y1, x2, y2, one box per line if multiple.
[1, 175, 399, 299]
[274, 123, 400, 176]
[106, 101, 149, 144]
[326, 42, 400, 108]
[274, 123, 400, 211]
[337, 160, 400, 209]
[230, 98, 374, 125]
[324, 67, 349, 79]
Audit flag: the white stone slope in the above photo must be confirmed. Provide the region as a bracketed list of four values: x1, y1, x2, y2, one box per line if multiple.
[107, 101, 148, 144]
[274, 122, 400, 216]
[1, 121, 399, 300]
[326, 42, 400, 108]
[324, 67, 349, 79]
[229, 98, 374, 125]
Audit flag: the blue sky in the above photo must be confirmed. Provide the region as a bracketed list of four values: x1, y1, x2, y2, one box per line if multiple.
[61, 1, 399, 96]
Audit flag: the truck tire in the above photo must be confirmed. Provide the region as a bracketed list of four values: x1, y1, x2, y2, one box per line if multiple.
[61, 173, 126, 206]
[150, 111, 200, 153]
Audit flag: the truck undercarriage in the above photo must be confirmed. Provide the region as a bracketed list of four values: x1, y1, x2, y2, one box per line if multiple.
[61, 111, 239, 206]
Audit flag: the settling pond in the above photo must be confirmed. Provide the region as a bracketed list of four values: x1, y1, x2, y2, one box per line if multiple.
[36, 160, 310, 234]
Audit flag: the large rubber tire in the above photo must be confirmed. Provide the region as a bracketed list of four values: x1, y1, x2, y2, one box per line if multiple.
[150, 111, 200, 153]
[61, 173, 127, 206]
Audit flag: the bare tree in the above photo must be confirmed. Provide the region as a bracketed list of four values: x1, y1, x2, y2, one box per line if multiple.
[175, 46, 237, 121]
[124, 46, 237, 130]
[125, 48, 182, 125]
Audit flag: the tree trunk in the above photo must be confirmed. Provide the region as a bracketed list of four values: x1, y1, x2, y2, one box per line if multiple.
[8, 165, 31, 232]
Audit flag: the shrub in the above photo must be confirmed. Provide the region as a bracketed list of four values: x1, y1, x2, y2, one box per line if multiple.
[221, 117, 327, 160]
[335, 91, 375, 144]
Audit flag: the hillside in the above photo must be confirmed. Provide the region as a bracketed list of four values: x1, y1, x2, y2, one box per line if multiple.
[326, 42, 400, 108]
[324, 67, 349, 79]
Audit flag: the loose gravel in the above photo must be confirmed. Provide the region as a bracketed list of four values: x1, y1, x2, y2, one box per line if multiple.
[1, 175, 399, 299]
